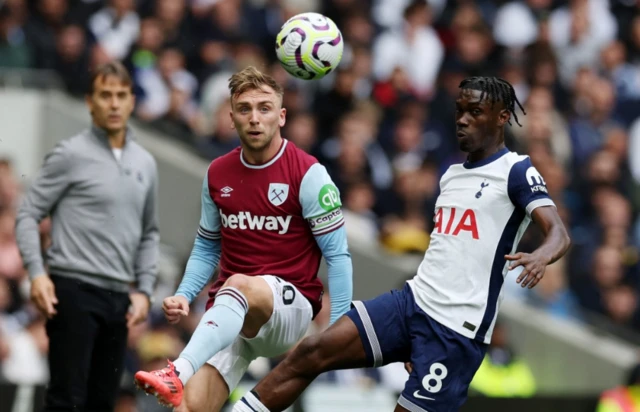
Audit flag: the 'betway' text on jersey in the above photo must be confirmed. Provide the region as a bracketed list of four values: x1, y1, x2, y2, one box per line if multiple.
[408, 149, 555, 344]
[220, 211, 292, 235]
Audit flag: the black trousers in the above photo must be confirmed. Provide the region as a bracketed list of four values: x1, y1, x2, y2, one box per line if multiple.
[44, 275, 130, 412]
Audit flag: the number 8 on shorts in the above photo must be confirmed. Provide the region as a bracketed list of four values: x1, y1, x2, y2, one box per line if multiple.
[422, 362, 448, 393]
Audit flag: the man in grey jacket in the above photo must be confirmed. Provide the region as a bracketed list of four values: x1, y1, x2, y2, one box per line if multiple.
[15, 61, 160, 412]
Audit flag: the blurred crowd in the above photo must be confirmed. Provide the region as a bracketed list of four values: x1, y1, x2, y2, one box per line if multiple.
[1, 0, 640, 407]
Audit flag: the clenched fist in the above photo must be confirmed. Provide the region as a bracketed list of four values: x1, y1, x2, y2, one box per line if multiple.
[162, 295, 190, 324]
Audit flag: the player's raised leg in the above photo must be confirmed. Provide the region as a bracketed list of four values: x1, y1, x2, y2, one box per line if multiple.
[235, 286, 413, 412]
[134, 273, 274, 407]
[233, 315, 367, 412]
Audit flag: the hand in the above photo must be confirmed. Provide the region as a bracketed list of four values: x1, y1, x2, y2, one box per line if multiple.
[162, 295, 190, 324]
[30, 275, 58, 319]
[506, 252, 550, 289]
[127, 292, 150, 329]
[404, 362, 413, 374]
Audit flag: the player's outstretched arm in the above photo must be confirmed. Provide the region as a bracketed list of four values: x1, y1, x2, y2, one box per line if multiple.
[506, 206, 571, 289]
[299, 163, 353, 324]
[165, 172, 222, 323]
[174, 237, 221, 301]
[315, 225, 353, 324]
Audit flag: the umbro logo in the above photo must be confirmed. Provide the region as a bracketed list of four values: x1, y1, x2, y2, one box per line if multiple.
[221, 186, 233, 197]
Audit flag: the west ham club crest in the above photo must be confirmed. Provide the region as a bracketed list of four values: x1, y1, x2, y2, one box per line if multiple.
[268, 183, 289, 206]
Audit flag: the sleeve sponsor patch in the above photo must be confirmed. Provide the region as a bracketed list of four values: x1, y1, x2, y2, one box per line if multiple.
[508, 158, 555, 216]
[318, 183, 342, 211]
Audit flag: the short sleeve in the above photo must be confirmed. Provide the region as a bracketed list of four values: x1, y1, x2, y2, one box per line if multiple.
[197, 172, 221, 240]
[507, 157, 555, 216]
[299, 163, 345, 236]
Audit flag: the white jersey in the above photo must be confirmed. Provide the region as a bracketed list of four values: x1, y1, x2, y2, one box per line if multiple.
[408, 148, 555, 344]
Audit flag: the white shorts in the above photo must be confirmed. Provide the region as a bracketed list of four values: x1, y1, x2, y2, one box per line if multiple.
[206, 275, 313, 391]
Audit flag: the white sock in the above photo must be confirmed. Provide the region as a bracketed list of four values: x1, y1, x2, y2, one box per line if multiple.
[233, 391, 270, 412]
[173, 357, 195, 386]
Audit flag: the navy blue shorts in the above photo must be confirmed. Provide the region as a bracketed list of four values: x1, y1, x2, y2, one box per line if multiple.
[346, 283, 488, 412]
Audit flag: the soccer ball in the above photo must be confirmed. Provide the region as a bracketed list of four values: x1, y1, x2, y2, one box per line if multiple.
[275, 12, 344, 80]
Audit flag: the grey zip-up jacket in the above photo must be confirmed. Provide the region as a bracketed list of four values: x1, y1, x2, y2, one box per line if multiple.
[15, 125, 159, 297]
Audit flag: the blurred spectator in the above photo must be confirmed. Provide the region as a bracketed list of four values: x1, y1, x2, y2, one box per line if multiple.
[54, 24, 91, 96]
[569, 75, 622, 166]
[371, 0, 444, 99]
[469, 322, 537, 397]
[343, 179, 380, 243]
[125, 17, 165, 75]
[23, 0, 68, 70]
[313, 67, 359, 139]
[88, 0, 140, 63]
[511, 86, 572, 170]
[493, 0, 553, 50]
[290, 112, 318, 149]
[597, 362, 640, 411]
[548, 0, 618, 86]
[153, 0, 195, 61]
[1, 316, 49, 385]
[0, 159, 20, 212]
[136, 47, 199, 134]
[319, 109, 393, 194]
[0, 1, 33, 68]
[0, 209, 24, 280]
[600, 40, 640, 103]
[195, 99, 240, 159]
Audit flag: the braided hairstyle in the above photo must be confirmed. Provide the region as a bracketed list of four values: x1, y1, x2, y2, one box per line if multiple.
[459, 77, 526, 127]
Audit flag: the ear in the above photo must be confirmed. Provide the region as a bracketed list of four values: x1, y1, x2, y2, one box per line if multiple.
[229, 110, 235, 129]
[498, 109, 510, 127]
[279, 108, 287, 128]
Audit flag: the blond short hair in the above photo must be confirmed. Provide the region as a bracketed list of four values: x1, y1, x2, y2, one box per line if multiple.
[228, 66, 284, 103]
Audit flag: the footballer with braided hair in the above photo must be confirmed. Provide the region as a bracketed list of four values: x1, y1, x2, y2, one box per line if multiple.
[458, 76, 526, 126]
[232, 76, 571, 412]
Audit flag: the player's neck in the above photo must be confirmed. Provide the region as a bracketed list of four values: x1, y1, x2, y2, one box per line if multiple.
[467, 142, 505, 163]
[242, 135, 284, 165]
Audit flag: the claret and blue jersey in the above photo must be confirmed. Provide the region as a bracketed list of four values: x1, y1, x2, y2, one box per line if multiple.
[175, 139, 352, 324]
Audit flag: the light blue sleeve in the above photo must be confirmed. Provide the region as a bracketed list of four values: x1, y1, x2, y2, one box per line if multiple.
[175, 173, 222, 303]
[196, 173, 221, 240]
[315, 227, 352, 324]
[300, 163, 353, 324]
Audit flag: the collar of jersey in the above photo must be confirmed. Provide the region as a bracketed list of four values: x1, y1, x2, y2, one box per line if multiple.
[463, 147, 509, 169]
[90, 124, 135, 146]
[240, 139, 288, 169]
